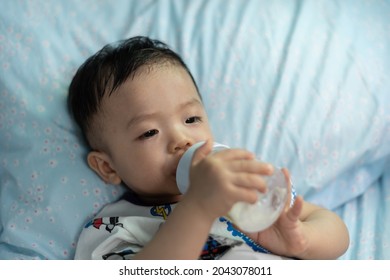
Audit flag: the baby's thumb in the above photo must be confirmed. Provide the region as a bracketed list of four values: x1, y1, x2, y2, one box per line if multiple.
[191, 140, 213, 165]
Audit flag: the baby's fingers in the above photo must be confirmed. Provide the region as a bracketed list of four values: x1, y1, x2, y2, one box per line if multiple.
[230, 185, 260, 204]
[214, 148, 255, 161]
[230, 160, 274, 176]
[191, 139, 213, 165]
[286, 195, 303, 222]
[231, 173, 268, 193]
[281, 168, 292, 188]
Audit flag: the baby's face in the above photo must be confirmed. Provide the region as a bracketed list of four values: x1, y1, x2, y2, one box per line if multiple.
[95, 65, 213, 203]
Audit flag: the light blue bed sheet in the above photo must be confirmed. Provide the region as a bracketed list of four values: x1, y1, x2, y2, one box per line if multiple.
[0, 0, 389, 259]
[334, 159, 390, 259]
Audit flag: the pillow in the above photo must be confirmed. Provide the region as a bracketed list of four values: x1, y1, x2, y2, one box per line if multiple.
[1, 0, 389, 259]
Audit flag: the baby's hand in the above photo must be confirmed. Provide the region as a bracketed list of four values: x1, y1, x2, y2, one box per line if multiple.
[185, 140, 274, 220]
[245, 169, 309, 257]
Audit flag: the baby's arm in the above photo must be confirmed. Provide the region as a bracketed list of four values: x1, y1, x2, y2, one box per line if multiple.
[133, 193, 216, 259]
[292, 198, 350, 259]
[246, 170, 350, 259]
[134, 140, 273, 259]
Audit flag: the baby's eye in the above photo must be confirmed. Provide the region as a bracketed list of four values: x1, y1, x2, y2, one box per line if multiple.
[185, 116, 202, 124]
[139, 129, 159, 140]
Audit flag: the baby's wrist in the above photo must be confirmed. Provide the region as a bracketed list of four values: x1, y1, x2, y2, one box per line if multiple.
[179, 194, 218, 224]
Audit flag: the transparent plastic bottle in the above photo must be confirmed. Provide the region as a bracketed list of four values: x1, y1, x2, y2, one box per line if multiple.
[176, 142, 289, 232]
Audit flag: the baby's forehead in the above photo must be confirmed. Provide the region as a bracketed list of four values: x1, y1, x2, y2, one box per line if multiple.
[101, 63, 197, 105]
[111, 63, 194, 94]
[132, 62, 186, 81]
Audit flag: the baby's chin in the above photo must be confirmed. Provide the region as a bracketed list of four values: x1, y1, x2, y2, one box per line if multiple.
[140, 193, 182, 205]
[138, 181, 182, 203]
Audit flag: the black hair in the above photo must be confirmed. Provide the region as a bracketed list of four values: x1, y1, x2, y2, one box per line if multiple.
[67, 36, 199, 146]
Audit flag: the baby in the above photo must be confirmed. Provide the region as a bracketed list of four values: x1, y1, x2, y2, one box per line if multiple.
[68, 36, 349, 259]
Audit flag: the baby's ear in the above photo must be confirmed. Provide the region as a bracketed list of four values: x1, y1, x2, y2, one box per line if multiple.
[87, 151, 122, 185]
